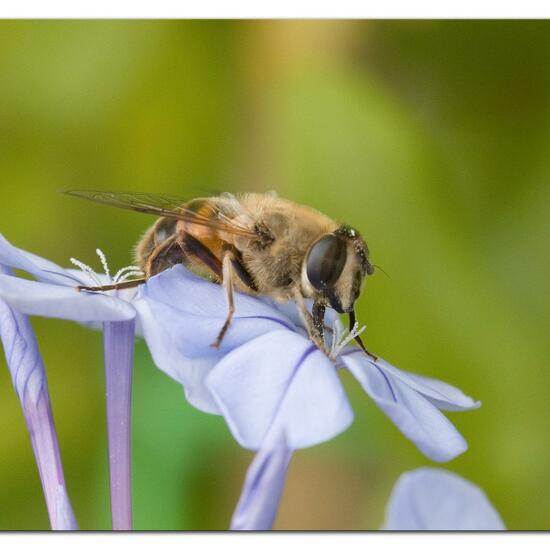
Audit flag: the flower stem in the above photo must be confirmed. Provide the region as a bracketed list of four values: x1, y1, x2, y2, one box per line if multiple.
[0, 277, 77, 530]
[103, 320, 135, 530]
[231, 427, 292, 530]
[24, 389, 78, 530]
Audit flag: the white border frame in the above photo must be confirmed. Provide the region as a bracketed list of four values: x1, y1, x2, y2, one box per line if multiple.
[1, 0, 550, 19]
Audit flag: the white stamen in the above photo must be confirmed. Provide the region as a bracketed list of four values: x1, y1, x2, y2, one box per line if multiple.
[113, 265, 143, 283]
[330, 319, 366, 359]
[70, 249, 142, 292]
[330, 319, 345, 357]
[341, 322, 366, 349]
[70, 257, 103, 287]
[96, 248, 111, 282]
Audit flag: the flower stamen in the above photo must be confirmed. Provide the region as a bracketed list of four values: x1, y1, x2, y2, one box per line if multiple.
[330, 319, 366, 359]
[96, 248, 111, 282]
[113, 265, 144, 284]
[69, 257, 103, 287]
[70, 250, 143, 290]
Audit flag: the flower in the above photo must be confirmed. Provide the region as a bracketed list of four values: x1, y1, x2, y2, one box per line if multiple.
[140, 264, 480, 460]
[0, 236, 226, 530]
[0, 235, 481, 530]
[0, 234, 479, 463]
[139, 263, 480, 530]
[383, 467, 505, 530]
[0, 264, 77, 530]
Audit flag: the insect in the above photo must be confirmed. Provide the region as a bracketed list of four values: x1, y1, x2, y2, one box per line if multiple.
[66, 190, 376, 359]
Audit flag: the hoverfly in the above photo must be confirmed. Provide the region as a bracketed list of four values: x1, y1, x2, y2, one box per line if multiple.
[66, 190, 376, 358]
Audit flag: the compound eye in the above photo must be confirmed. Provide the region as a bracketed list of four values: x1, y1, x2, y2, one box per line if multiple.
[306, 235, 347, 291]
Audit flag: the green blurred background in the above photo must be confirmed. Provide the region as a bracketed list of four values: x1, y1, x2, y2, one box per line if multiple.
[0, 20, 549, 530]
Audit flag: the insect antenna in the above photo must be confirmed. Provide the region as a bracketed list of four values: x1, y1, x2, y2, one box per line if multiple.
[371, 264, 391, 279]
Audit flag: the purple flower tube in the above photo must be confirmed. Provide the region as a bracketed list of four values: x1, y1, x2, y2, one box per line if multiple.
[231, 426, 293, 530]
[103, 319, 135, 531]
[0, 267, 77, 530]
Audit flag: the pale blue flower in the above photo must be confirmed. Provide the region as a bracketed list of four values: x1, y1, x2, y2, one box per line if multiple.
[0, 264, 77, 530]
[139, 264, 481, 530]
[0, 235, 481, 531]
[140, 264, 480, 459]
[384, 467, 505, 530]
[1, 235, 478, 460]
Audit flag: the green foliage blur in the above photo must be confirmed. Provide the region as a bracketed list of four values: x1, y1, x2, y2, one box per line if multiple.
[0, 20, 549, 530]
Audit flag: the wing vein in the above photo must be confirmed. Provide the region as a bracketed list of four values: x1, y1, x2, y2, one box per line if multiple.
[65, 190, 258, 239]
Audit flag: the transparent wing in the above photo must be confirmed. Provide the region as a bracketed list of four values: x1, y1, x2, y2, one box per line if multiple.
[65, 190, 258, 239]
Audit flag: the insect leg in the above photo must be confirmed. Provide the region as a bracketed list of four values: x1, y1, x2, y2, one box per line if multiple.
[211, 251, 236, 349]
[292, 288, 330, 356]
[175, 235, 237, 348]
[78, 235, 180, 292]
[349, 310, 378, 361]
[146, 235, 183, 277]
[78, 278, 147, 292]
[312, 301, 326, 344]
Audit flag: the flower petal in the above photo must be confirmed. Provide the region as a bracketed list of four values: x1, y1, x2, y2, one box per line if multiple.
[143, 300, 294, 359]
[344, 352, 480, 411]
[0, 234, 81, 285]
[0, 274, 135, 322]
[65, 270, 143, 334]
[140, 281, 296, 359]
[231, 429, 293, 531]
[342, 353, 467, 462]
[384, 467, 505, 530]
[398, 372, 480, 411]
[144, 265, 296, 325]
[133, 298, 221, 414]
[207, 330, 354, 450]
